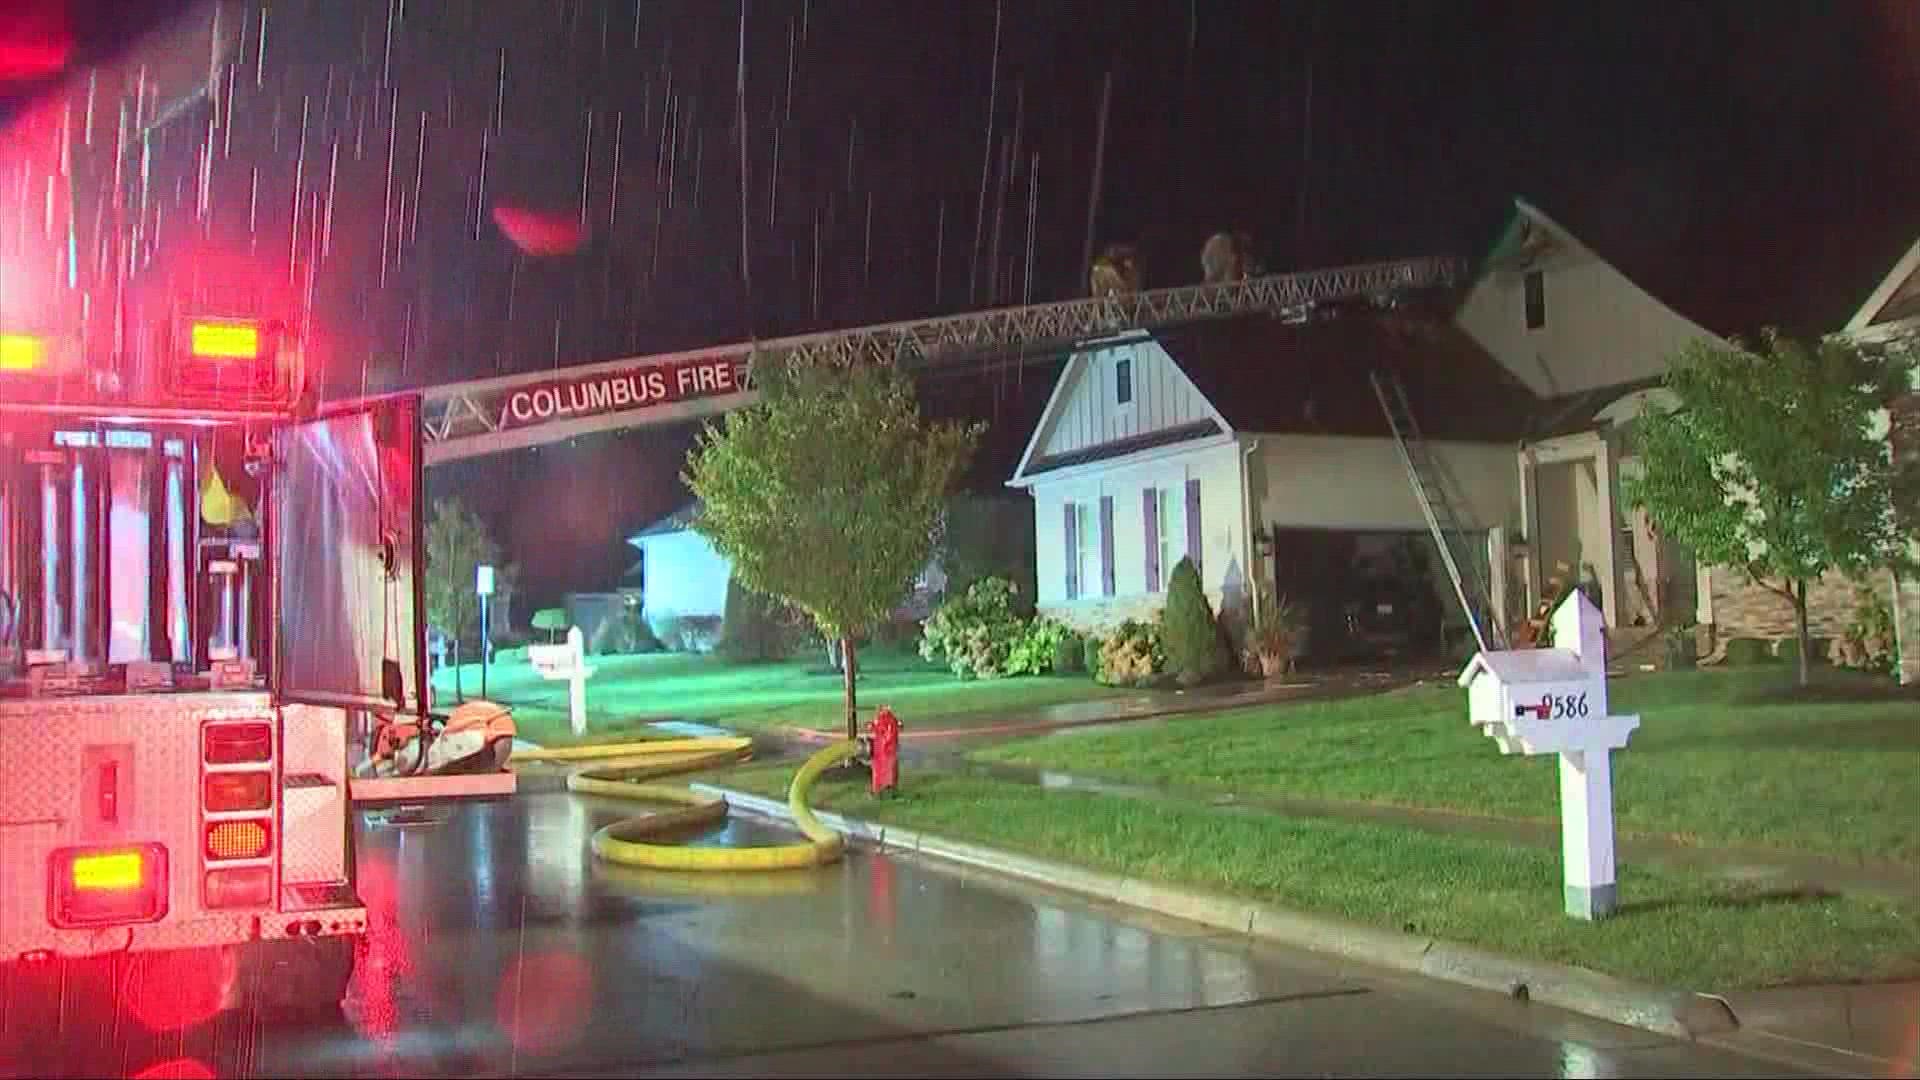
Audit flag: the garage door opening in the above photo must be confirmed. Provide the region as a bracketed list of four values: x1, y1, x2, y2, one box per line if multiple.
[1267, 528, 1487, 667]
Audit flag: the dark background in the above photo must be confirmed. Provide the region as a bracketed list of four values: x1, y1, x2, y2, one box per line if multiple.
[15, 0, 1920, 613]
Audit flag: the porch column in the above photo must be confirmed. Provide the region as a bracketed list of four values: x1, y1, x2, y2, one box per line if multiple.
[1592, 438, 1620, 628]
[1487, 526, 1509, 640]
[1518, 449, 1541, 615]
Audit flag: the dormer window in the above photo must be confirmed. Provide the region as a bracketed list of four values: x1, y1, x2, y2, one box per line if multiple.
[1524, 269, 1546, 330]
[1115, 356, 1134, 405]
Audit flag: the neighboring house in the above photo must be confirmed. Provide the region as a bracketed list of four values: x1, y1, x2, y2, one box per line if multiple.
[626, 502, 732, 642]
[624, 497, 985, 636]
[1006, 306, 1539, 652]
[1459, 197, 1920, 678]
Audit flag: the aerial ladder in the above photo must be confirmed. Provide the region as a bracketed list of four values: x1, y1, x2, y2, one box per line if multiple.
[419, 255, 1465, 464]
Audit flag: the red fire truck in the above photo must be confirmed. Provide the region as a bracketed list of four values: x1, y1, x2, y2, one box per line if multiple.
[0, 4, 437, 1017]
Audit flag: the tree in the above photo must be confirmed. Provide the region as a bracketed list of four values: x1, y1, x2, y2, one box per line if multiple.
[1623, 330, 1918, 686]
[718, 577, 799, 662]
[1161, 557, 1232, 685]
[685, 356, 980, 738]
[425, 497, 505, 652]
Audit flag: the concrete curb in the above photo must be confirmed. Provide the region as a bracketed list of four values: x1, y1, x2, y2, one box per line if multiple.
[693, 782, 1742, 1043]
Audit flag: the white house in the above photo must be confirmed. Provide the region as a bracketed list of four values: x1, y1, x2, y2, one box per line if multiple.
[626, 502, 732, 640]
[1459, 197, 1920, 678]
[1006, 307, 1540, 651]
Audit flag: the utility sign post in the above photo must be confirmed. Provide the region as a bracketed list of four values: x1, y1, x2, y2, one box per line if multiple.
[476, 564, 495, 700]
[1457, 592, 1640, 920]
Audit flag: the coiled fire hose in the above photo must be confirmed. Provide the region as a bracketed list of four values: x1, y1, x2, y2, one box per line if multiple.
[513, 736, 859, 871]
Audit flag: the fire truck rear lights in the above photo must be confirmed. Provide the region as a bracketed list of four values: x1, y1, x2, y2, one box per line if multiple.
[204, 771, 272, 812]
[49, 844, 169, 928]
[204, 866, 273, 909]
[204, 820, 271, 861]
[189, 321, 262, 360]
[0, 333, 47, 370]
[203, 722, 272, 764]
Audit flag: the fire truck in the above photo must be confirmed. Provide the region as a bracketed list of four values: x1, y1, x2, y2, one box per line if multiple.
[0, 4, 447, 1017]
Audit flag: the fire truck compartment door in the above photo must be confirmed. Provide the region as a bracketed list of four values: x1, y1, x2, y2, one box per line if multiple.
[274, 396, 424, 713]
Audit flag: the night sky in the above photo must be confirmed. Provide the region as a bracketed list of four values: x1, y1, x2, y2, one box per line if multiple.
[21, 0, 1920, 611]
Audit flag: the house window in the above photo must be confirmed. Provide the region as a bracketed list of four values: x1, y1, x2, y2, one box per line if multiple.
[1065, 501, 1094, 599]
[1115, 356, 1133, 406]
[1524, 269, 1545, 330]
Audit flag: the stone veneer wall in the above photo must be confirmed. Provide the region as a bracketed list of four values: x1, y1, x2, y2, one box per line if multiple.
[1706, 566, 1887, 642]
[1041, 588, 1244, 641]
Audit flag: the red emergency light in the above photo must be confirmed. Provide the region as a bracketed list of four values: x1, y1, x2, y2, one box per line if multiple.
[165, 315, 300, 406]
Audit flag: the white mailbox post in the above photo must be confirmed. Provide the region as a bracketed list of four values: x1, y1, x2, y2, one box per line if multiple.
[1457, 591, 1640, 920]
[528, 626, 595, 737]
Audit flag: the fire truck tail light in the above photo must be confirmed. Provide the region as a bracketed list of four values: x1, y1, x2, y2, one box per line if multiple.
[204, 771, 272, 812]
[205, 820, 271, 861]
[49, 844, 169, 927]
[204, 866, 274, 909]
[203, 722, 272, 764]
[0, 333, 48, 370]
[189, 321, 261, 359]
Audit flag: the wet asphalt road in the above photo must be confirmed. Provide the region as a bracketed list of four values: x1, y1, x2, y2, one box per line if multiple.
[6, 790, 1801, 1078]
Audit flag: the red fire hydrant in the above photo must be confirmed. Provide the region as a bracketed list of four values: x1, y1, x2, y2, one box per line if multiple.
[867, 706, 901, 796]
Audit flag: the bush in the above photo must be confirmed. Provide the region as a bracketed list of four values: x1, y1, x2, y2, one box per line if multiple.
[1160, 557, 1232, 686]
[1008, 618, 1075, 676]
[1775, 635, 1830, 670]
[1723, 637, 1774, 666]
[1053, 629, 1086, 674]
[1834, 584, 1897, 676]
[718, 578, 795, 662]
[920, 576, 1029, 678]
[1098, 619, 1165, 687]
[1082, 634, 1105, 680]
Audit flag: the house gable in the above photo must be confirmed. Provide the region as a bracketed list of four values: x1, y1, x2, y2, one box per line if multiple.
[1010, 335, 1230, 485]
[1845, 234, 1920, 336]
[1455, 198, 1724, 398]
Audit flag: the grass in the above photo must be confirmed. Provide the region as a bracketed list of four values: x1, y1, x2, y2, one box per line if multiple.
[970, 667, 1920, 868]
[434, 645, 1125, 747]
[712, 762, 1920, 991]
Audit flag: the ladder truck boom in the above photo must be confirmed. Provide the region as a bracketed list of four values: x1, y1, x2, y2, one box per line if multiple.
[420, 255, 1464, 464]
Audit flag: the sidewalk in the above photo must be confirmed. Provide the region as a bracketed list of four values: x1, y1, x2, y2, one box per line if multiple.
[779, 664, 1453, 745]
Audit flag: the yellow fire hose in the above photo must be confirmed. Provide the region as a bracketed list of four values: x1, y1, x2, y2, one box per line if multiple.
[513, 736, 860, 871]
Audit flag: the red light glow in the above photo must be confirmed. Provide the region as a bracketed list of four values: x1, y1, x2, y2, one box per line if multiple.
[124, 949, 234, 1034]
[495, 950, 594, 1055]
[492, 205, 587, 257]
[131, 1059, 216, 1080]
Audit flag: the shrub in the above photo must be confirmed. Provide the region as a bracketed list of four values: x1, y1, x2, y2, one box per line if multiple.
[1008, 619, 1075, 676]
[1098, 619, 1165, 687]
[1161, 557, 1232, 686]
[1245, 593, 1306, 676]
[1082, 634, 1105, 680]
[1052, 628, 1086, 674]
[920, 576, 1029, 678]
[718, 578, 794, 662]
[1834, 584, 1896, 676]
[1723, 637, 1774, 666]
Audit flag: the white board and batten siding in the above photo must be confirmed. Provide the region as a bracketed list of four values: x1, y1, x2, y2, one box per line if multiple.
[1252, 435, 1519, 533]
[1454, 206, 1721, 398]
[1029, 442, 1247, 619]
[1032, 337, 1219, 458]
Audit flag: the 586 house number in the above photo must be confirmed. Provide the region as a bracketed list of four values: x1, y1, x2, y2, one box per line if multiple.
[1517, 693, 1590, 721]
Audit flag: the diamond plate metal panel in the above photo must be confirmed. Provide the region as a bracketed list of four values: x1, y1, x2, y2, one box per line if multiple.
[0, 692, 298, 958]
[279, 703, 350, 887]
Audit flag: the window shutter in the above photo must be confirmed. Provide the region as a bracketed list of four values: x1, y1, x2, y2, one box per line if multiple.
[1185, 478, 1202, 576]
[1142, 488, 1160, 593]
[1099, 495, 1116, 597]
[1063, 503, 1079, 600]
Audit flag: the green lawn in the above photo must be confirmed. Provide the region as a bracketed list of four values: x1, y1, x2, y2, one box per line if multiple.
[435, 647, 1125, 747]
[971, 667, 1920, 867]
[714, 763, 1920, 991]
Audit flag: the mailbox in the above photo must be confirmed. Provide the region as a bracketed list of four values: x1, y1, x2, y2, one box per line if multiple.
[1457, 591, 1640, 920]
[528, 626, 595, 737]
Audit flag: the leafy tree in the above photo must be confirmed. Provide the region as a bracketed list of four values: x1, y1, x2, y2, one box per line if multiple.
[718, 577, 798, 662]
[1623, 330, 1918, 686]
[1161, 557, 1232, 685]
[425, 498, 506, 653]
[685, 356, 980, 738]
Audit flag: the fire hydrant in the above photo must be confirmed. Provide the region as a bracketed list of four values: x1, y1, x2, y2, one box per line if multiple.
[866, 706, 901, 796]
